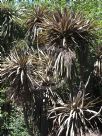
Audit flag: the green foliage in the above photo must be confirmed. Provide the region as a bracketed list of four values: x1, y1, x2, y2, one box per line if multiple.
[71, 0, 102, 47]
[0, 88, 30, 136]
[0, 88, 12, 135]
[9, 106, 30, 136]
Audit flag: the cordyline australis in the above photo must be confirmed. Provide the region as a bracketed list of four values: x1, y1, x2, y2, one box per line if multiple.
[48, 91, 102, 136]
[0, 4, 102, 136]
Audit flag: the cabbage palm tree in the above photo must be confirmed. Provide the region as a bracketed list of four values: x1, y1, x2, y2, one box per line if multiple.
[48, 85, 102, 136]
[0, 2, 25, 54]
[0, 3, 102, 136]
[0, 40, 53, 136]
[43, 7, 102, 136]
[25, 5, 48, 47]
[43, 8, 94, 81]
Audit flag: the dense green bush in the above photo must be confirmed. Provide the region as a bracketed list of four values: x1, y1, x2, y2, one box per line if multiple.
[0, 88, 11, 135]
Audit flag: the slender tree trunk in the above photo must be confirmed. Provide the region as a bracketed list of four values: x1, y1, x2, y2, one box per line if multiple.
[40, 90, 48, 136]
[23, 104, 34, 136]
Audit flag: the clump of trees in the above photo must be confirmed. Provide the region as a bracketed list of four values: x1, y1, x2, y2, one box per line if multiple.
[0, 1, 102, 136]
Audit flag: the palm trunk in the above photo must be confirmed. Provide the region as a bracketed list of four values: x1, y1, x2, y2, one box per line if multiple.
[23, 104, 34, 136]
[40, 90, 48, 136]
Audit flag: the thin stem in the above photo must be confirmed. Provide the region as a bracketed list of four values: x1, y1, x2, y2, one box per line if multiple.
[23, 104, 34, 136]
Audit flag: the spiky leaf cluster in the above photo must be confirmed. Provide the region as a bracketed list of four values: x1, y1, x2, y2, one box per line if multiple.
[48, 90, 102, 136]
[0, 42, 52, 103]
[0, 2, 25, 54]
[44, 8, 94, 49]
[43, 8, 95, 80]
[26, 5, 47, 45]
